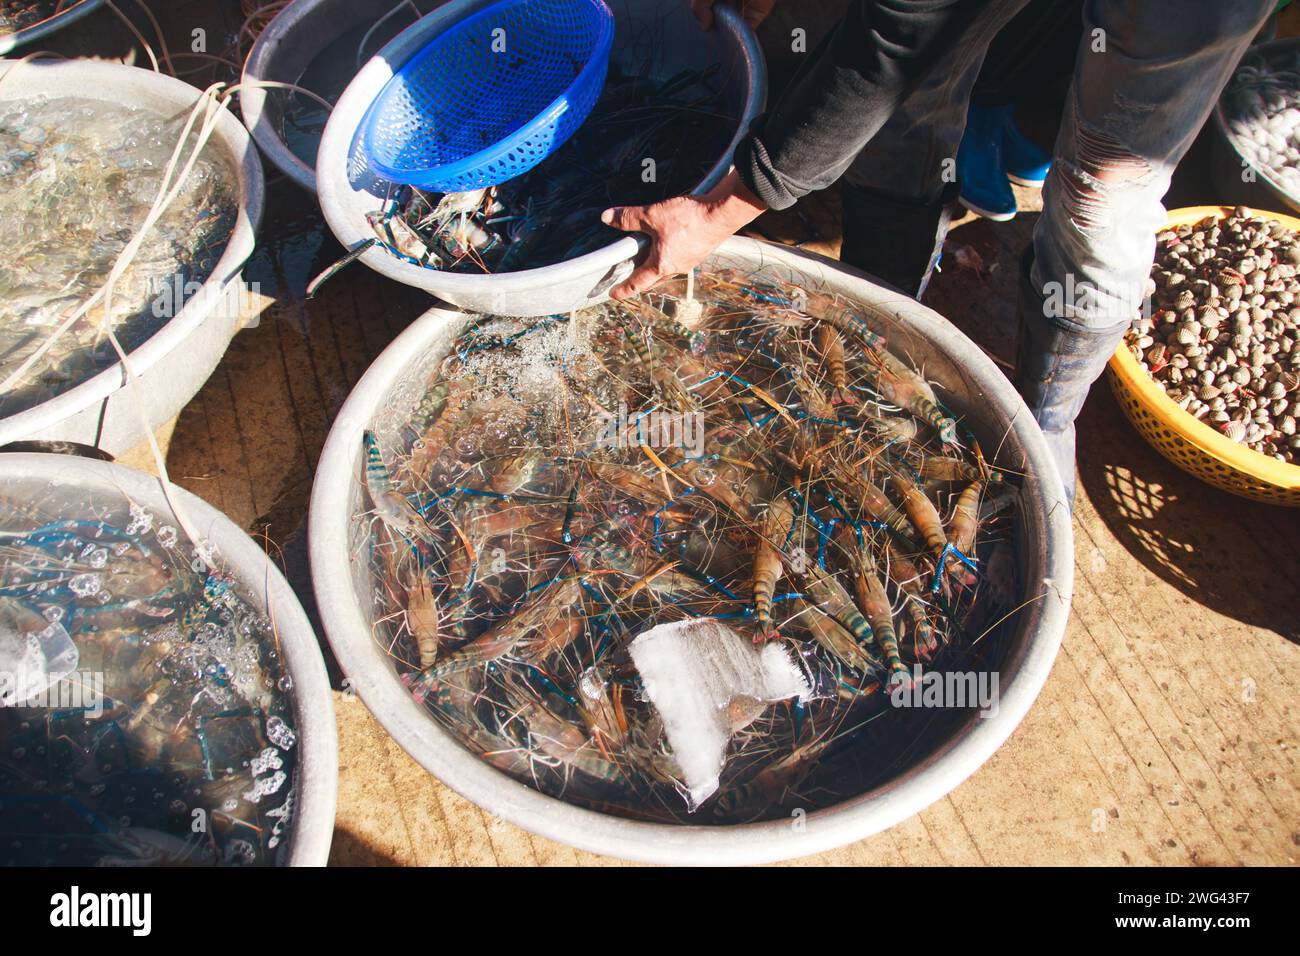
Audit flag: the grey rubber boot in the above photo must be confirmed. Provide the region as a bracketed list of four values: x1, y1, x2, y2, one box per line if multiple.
[1014, 250, 1128, 508]
[840, 180, 960, 299]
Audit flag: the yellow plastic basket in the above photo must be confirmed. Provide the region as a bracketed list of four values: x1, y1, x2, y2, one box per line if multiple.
[1106, 205, 1300, 506]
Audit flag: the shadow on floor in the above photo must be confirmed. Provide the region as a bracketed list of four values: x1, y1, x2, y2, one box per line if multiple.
[925, 197, 1299, 645]
[164, 174, 433, 691]
[923, 211, 1038, 369]
[745, 183, 844, 253]
[1077, 387, 1300, 643]
[328, 826, 404, 867]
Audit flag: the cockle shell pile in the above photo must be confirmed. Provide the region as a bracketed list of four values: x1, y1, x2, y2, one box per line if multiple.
[1223, 51, 1300, 199]
[0, 482, 299, 866]
[1125, 208, 1300, 463]
[356, 271, 1022, 823]
[0, 95, 237, 417]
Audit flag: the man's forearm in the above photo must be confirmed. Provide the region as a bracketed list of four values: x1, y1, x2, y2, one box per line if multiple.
[736, 0, 987, 210]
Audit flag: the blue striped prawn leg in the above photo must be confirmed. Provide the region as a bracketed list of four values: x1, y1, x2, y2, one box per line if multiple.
[886, 539, 939, 659]
[945, 480, 984, 588]
[791, 596, 881, 674]
[363, 431, 435, 547]
[839, 529, 910, 688]
[829, 461, 919, 548]
[407, 576, 583, 694]
[861, 348, 958, 444]
[499, 671, 624, 784]
[751, 498, 793, 641]
[879, 461, 949, 563]
[799, 561, 884, 672]
[814, 302, 888, 354]
[815, 324, 856, 406]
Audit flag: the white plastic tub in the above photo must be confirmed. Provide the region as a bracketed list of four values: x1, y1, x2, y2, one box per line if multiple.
[241, 0, 446, 192]
[0, 0, 105, 55]
[307, 238, 1074, 865]
[1209, 37, 1300, 214]
[0, 59, 265, 457]
[316, 0, 765, 316]
[2, 452, 337, 866]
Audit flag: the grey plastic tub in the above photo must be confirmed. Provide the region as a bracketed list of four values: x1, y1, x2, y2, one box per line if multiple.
[307, 237, 1074, 866]
[241, 0, 446, 192]
[0, 0, 104, 55]
[316, 0, 765, 316]
[0, 59, 265, 457]
[1210, 37, 1300, 215]
[5, 452, 337, 866]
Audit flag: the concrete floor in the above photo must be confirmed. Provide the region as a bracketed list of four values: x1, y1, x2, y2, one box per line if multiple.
[33, 0, 1300, 865]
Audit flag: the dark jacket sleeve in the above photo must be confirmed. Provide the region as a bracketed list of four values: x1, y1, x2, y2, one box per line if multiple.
[735, 0, 988, 210]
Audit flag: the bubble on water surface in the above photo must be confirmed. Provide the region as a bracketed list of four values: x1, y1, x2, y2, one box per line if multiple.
[0, 477, 303, 865]
[242, 770, 286, 804]
[0, 96, 238, 418]
[265, 716, 296, 750]
[223, 840, 257, 866]
[250, 748, 283, 776]
[125, 504, 154, 536]
[67, 573, 100, 597]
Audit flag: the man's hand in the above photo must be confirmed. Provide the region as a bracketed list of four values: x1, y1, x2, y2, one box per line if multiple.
[601, 169, 767, 300]
[691, 0, 776, 30]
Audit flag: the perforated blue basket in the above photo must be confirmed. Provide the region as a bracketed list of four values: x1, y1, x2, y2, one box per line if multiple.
[361, 0, 614, 192]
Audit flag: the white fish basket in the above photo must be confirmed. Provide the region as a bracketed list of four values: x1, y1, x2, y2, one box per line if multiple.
[307, 238, 1074, 865]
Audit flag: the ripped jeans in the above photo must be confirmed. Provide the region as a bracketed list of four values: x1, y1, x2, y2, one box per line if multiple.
[843, 0, 1272, 499]
[848, 0, 1271, 329]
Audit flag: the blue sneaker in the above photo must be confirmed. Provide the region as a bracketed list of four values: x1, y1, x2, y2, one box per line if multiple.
[957, 104, 1017, 221]
[1003, 116, 1052, 187]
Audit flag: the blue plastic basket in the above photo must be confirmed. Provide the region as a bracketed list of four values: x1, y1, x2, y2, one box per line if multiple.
[361, 0, 614, 192]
